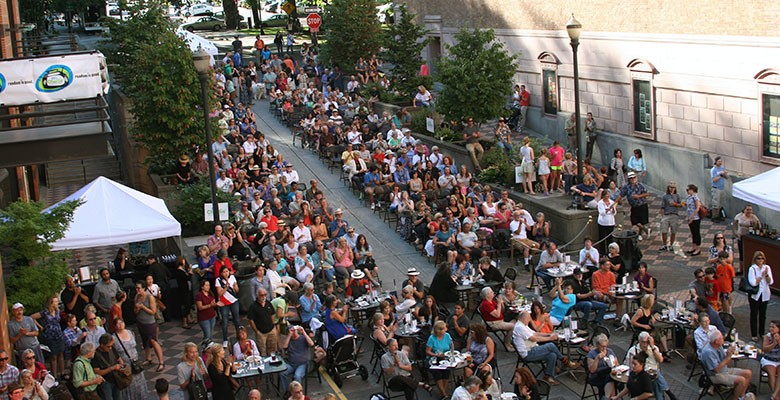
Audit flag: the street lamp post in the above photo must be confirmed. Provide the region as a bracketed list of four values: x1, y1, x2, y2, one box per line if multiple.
[192, 48, 220, 223]
[566, 14, 584, 182]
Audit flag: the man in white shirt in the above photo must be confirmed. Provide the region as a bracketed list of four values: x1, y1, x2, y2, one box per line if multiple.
[347, 126, 362, 145]
[437, 168, 457, 191]
[578, 237, 599, 270]
[386, 122, 402, 141]
[536, 241, 564, 290]
[400, 129, 417, 148]
[510, 210, 539, 269]
[282, 164, 299, 183]
[242, 134, 257, 155]
[512, 311, 575, 386]
[292, 219, 312, 245]
[429, 146, 443, 170]
[625, 331, 672, 400]
[216, 170, 233, 193]
[451, 376, 482, 400]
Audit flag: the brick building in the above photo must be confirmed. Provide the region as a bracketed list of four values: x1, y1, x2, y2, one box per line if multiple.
[403, 0, 780, 224]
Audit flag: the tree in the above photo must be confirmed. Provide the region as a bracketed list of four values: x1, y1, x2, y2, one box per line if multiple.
[381, 4, 431, 99]
[320, 0, 382, 71]
[0, 200, 81, 309]
[222, 0, 240, 30]
[435, 28, 519, 124]
[101, 0, 216, 173]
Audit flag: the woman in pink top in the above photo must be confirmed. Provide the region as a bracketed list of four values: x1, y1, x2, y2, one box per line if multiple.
[334, 237, 355, 290]
[548, 141, 565, 193]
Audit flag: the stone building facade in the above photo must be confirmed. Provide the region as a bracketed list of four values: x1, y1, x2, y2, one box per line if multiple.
[403, 0, 780, 223]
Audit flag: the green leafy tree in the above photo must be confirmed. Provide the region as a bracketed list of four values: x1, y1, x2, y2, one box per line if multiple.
[435, 28, 519, 124]
[381, 4, 431, 99]
[170, 181, 234, 235]
[101, 1, 215, 173]
[0, 200, 81, 310]
[320, 0, 382, 71]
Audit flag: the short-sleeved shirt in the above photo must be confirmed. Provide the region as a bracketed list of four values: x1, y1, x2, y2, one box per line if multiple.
[426, 333, 452, 358]
[619, 183, 648, 207]
[550, 293, 577, 322]
[177, 359, 207, 400]
[591, 270, 616, 294]
[8, 316, 40, 351]
[247, 301, 275, 334]
[381, 351, 412, 378]
[92, 347, 121, 384]
[627, 370, 654, 397]
[716, 264, 735, 293]
[711, 166, 726, 190]
[549, 146, 565, 167]
[701, 343, 727, 375]
[574, 183, 598, 202]
[285, 335, 311, 367]
[479, 299, 502, 322]
[537, 249, 564, 271]
[195, 291, 217, 321]
[72, 356, 98, 392]
[511, 322, 536, 357]
[0, 365, 20, 400]
[401, 278, 425, 297]
[447, 314, 471, 344]
[270, 297, 287, 325]
[661, 193, 680, 215]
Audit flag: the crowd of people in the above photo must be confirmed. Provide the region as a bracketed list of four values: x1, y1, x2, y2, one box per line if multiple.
[3, 29, 776, 400]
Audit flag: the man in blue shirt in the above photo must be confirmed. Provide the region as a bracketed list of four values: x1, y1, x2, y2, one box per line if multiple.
[392, 163, 410, 186]
[710, 156, 728, 222]
[616, 171, 651, 240]
[363, 165, 383, 210]
[572, 175, 599, 209]
[700, 330, 752, 399]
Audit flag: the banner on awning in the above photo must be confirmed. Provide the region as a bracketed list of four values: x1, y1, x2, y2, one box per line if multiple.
[0, 51, 109, 106]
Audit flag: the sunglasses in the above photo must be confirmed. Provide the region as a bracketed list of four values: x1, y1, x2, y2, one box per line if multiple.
[757, 257, 765, 260]
[88, 318, 96, 321]
[696, 275, 704, 278]
[716, 237, 724, 240]
[0, 357, 8, 361]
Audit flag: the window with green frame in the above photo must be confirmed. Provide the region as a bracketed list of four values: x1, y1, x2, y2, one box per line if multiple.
[763, 93, 780, 159]
[632, 79, 652, 134]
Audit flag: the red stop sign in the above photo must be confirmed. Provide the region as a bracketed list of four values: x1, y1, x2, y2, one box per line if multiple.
[307, 13, 322, 29]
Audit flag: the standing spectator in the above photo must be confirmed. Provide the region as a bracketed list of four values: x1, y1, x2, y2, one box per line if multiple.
[108, 291, 125, 333]
[176, 343, 208, 400]
[748, 251, 774, 342]
[715, 252, 736, 314]
[113, 318, 147, 400]
[93, 268, 120, 318]
[616, 171, 650, 240]
[584, 112, 597, 160]
[205, 344, 236, 400]
[195, 281, 218, 345]
[8, 303, 43, 364]
[91, 334, 124, 400]
[685, 184, 703, 256]
[536, 148, 551, 195]
[279, 325, 313, 391]
[174, 257, 194, 329]
[63, 314, 86, 365]
[549, 141, 565, 193]
[710, 156, 728, 221]
[31, 295, 64, 377]
[733, 205, 760, 266]
[61, 276, 90, 322]
[463, 118, 484, 171]
[564, 114, 577, 153]
[609, 149, 627, 188]
[248, 289, 277, 356]
[215, 267, 242, 348]
[627, 149, 646, 181]
[518, 85, 530, 133]
[72, 342, 104, 400]
[519, 137, 535, 195]
[596, 191, 617, 255]
[83, 310, 106, 346]
[133, 281, 164, 372]
[0, 349, 19, 400]
[659, 181, 682, 251]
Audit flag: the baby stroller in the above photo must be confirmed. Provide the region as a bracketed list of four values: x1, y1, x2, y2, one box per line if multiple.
[326, 334, 368, 386]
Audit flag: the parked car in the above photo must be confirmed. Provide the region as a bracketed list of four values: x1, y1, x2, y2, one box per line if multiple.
[182, 16, 225, 31]
[260, 14, 302, 31]
[185, 3, 213, 17]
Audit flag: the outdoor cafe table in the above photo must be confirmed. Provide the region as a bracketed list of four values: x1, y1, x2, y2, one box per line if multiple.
[429, 351, 469, 392]
[349, 291, 390, 327]
[232, 357, 288, 398]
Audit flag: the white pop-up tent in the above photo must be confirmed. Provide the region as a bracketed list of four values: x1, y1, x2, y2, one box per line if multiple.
[733, 166, 780, 212]
[45, 176, 181, 251]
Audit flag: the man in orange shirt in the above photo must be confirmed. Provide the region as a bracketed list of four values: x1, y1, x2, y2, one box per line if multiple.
[591, 259, 621, 325]
[254, 35, 265, 62]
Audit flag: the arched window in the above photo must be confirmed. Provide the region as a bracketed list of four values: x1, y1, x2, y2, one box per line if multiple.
[627, 59, 658, 138]
[755, 68, 780, 164]
[538, 52, 560, 116]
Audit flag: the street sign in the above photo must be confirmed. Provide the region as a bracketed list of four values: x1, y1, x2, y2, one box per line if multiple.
[306, 13, 322, 30]
[281, 1, 295, 15]
[303, 6, 322, 13]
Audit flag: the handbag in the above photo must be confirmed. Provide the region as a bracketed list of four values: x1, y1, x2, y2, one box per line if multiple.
[739, 273, 759, 295]
[113, 366, 132, 390]
[188, 377, 209, 400]
[698, 205, 709, 220]
[114, 333, 143, 375]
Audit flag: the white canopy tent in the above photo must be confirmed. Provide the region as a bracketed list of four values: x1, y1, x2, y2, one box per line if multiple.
[176, 28, 219, 65]
[45, 176, 181, 251]
[732, 166, 780, 212]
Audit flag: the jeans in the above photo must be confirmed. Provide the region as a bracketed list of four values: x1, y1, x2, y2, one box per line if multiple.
[220, 301, 242, 340]
[572, 300, 607, 324]
[564, 175, 574, 194]
[198, 317, 217, 341]
[654, 370, 670, 400]
[280, 362, 308, 393]
[523, 342, 562, 377]
[497, 141, 513, 154]
[536, 269, 553, 290]
[98, 380, 119, 400]
[315, 267, 335, 282]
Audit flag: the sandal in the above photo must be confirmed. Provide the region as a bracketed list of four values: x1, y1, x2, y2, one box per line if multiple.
[142, 360, 152, 367]
[420, 383, 433, 394]
[156, 364, 165, 372]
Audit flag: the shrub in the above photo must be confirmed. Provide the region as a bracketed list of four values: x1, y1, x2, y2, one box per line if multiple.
[171, 181, 234, 236]
[478, 147, 515, 186]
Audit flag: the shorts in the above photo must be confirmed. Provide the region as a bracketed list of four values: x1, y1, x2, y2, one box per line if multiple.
[660, 215, 678, 233]
[630, 203, 649, 226]
[710, 367, 750, 386]
[521, 160, 535, 174]
[711, 187, 723, 209]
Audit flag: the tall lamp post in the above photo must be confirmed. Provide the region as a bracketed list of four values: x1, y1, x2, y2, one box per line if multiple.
[193, 48, 220, 223]
[566, 14, 584, 182]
